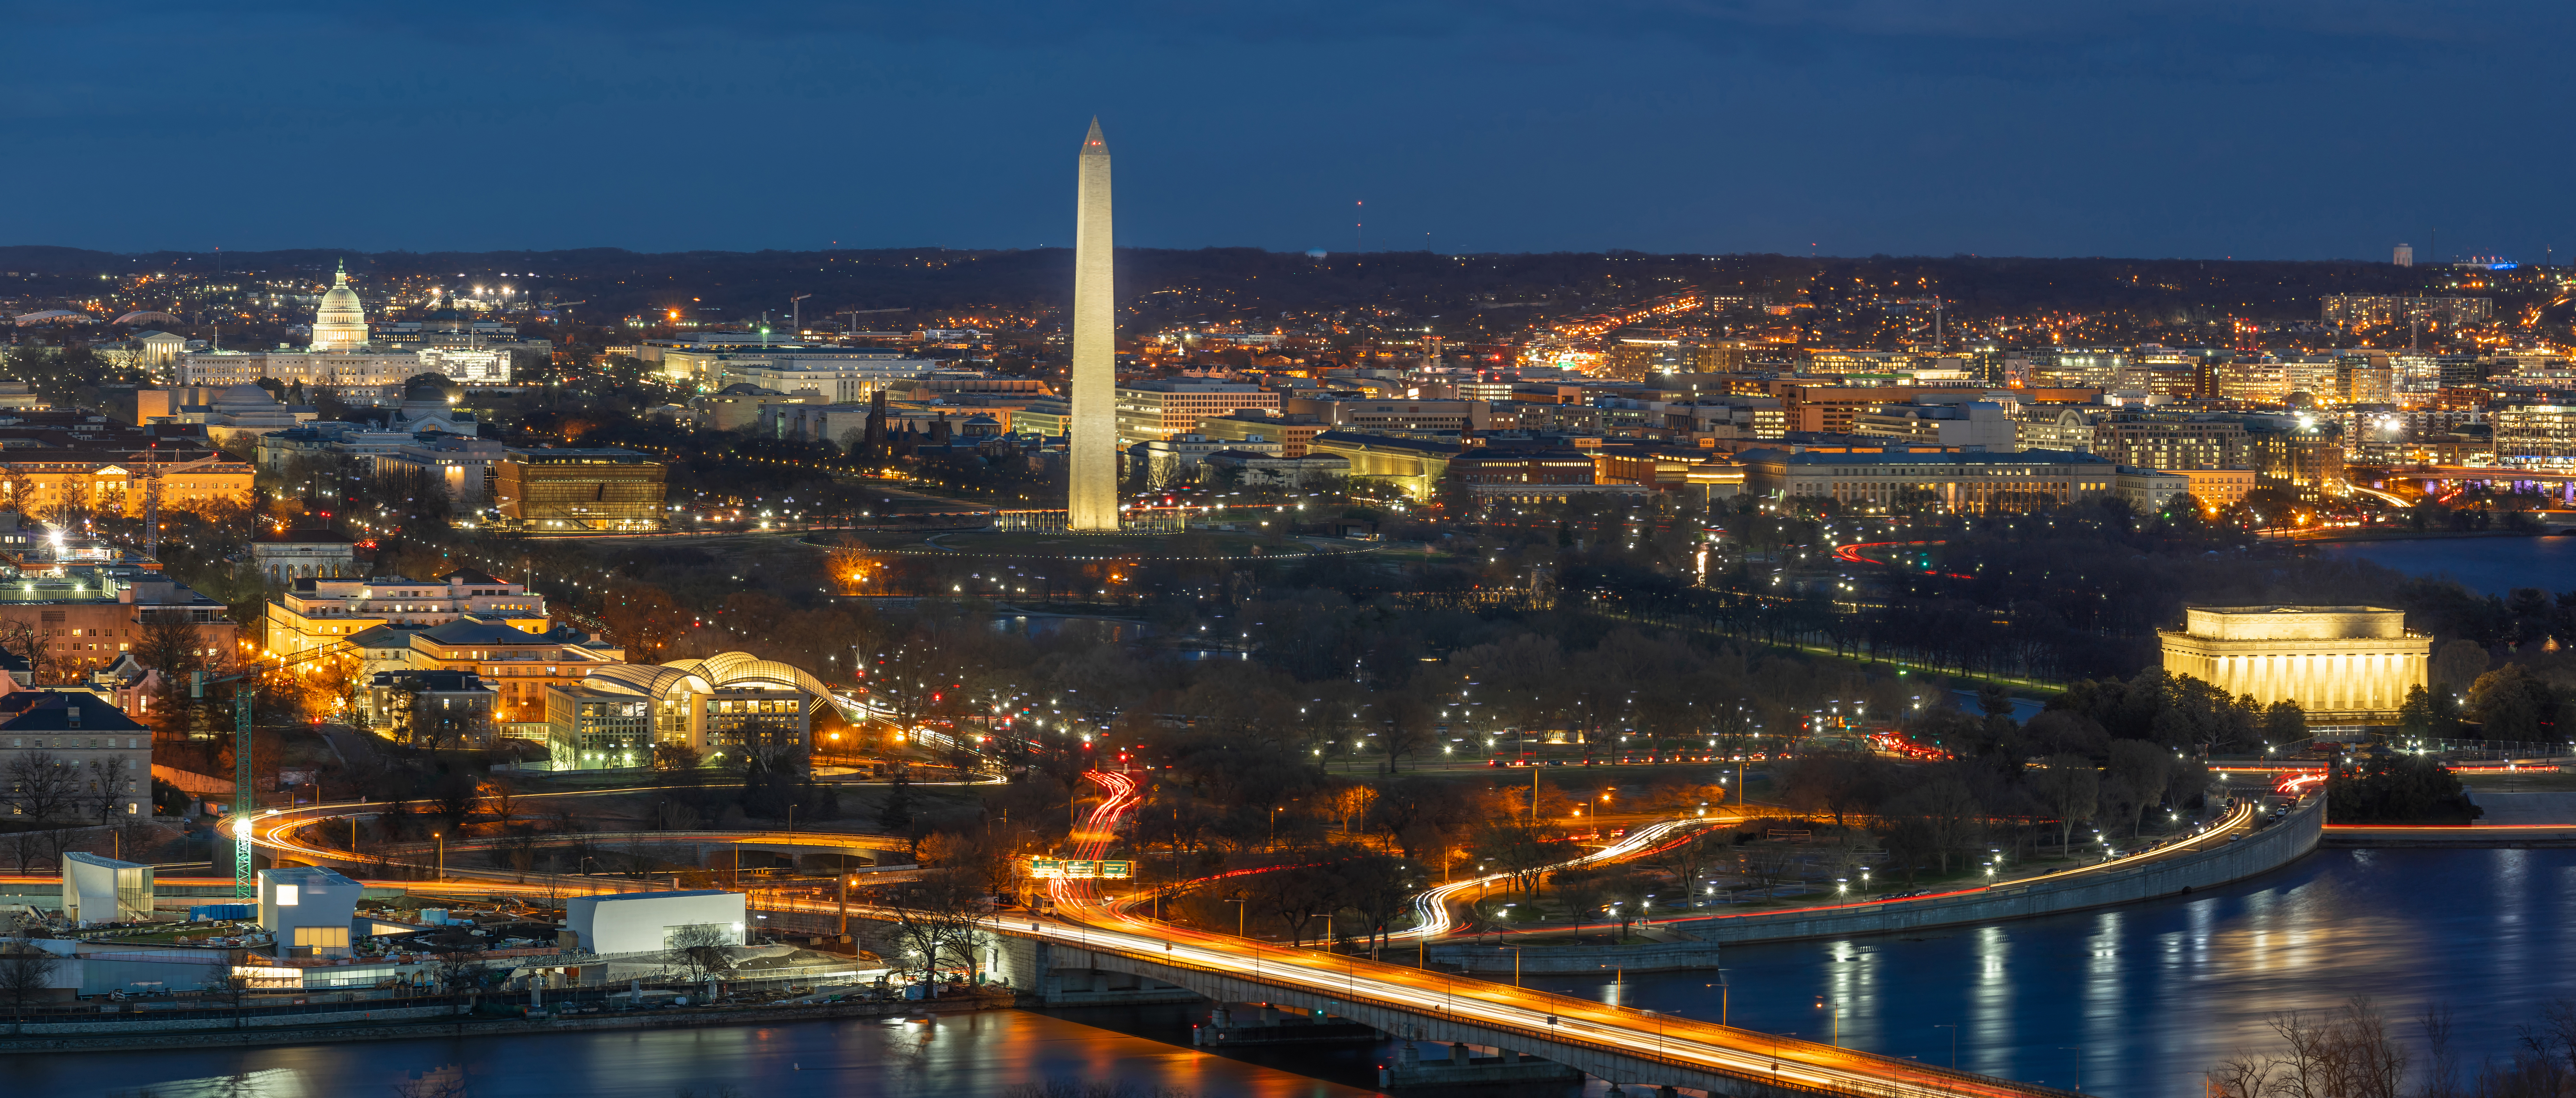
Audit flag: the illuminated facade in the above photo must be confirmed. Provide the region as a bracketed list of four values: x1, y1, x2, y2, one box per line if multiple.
[311, 261, 369, 352]
[2159, 606, 2429, 724]
[1068, 118, 1117, 530]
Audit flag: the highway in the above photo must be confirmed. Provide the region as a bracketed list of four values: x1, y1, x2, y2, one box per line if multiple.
[1033, 772, 2075, 1098]
[217, 772, 2106, 1095]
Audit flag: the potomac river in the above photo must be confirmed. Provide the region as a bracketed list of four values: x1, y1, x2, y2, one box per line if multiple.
[27, 847, 2576, 1098]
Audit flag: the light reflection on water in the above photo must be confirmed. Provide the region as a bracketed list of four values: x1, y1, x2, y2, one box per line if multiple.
[1591, 848, 2576, 1097]
[24, 1008, 1371, 1098]
[28, 850, 2571, 1098]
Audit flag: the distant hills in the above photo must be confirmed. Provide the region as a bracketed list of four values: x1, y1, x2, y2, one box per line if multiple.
[0, 244, 2468, 329]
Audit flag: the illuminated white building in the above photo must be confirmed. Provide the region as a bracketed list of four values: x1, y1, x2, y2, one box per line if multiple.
[2159, 606, 2430, 723]
[174, 261, 508, 392]
[311, 261, 369, 351]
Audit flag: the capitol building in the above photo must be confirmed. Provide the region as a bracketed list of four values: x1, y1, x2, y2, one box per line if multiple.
[175, 261, 515, 395]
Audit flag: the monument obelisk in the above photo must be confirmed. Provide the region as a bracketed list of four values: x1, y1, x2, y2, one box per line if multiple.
[1067, 118, 1117, 530]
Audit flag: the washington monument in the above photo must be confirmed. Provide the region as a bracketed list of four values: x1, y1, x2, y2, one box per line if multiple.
[1067, 117, 1117, 530]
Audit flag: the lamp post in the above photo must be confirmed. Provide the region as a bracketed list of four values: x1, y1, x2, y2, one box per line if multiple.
[1816, 995, 1843, 1046]
[1934, 1023, 1958, 1069]
[433, 831, 444, 883]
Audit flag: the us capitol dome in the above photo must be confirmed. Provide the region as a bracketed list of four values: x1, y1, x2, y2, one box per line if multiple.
[310, 259, 369, 351]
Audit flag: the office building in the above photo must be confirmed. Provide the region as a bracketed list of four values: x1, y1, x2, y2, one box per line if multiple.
[1194, 412, 1324, 457]
[265, 571, 549, 657]
[2319, 296, 2492, 329]
[2492, 402, 2576, 468]
[2249, 424, 2346, 501]
[1116, 380, 1280, 441]
[1738, 448, 2123, 513]
[2090, 417, 2250, 471]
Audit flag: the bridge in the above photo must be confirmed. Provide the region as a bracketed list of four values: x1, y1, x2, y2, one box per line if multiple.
[228, 776, 2081, 1097]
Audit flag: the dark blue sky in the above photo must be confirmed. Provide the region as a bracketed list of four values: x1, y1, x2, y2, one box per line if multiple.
[10, 1, 2566, 260]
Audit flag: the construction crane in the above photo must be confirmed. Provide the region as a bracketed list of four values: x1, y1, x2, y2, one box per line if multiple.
[201, 639, 360, 897]
[837, 306, 906, 335]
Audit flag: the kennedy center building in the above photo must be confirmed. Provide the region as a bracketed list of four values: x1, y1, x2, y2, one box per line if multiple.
[2159, 606, 2430, 723]
[1066, 118, 1118, 530]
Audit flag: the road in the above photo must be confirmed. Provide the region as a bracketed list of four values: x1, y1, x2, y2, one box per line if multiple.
[218, 772, 2099, 1096]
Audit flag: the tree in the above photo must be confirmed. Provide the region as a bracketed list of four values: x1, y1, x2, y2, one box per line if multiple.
[430, 948, 490, 997]
[2396, 684, 2463, 741]
[653, 741, 704, 771]
[87, 756, 137, 824]
[2429, 639, 2490, 691]
[2206, 998, 2407, 1098]
[1644, 827, 1729, 906]
[1323, 783, 1376, 835]
[0, 944, 62, 1033]
[1471, 820, 1577, 899]
[2104, 740, 2174, 836]
[876, 763, 918, 834]
[5, 751, 82, 843]
[665, 923, 735, 983]
[1255, 862, 1343, 948]
[2260, 701, 2308, 748]
[2467, 665, 2560, 741]
[2029, 755, 2099, 854]
[2328, 751, 2482, 825]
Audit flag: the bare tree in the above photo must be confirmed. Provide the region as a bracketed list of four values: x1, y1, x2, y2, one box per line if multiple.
[2205, 998, 2406, 1098]
[0, 944, 63, 1033]
[665, 922, 735, 983]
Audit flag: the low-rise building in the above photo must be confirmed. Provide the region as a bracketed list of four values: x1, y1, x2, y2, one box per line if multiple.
[1193, 411, 1324, 457]
[361, 668, 497, 746]
[1199, 449, 1348, 488]
[0, 569, 236, 683]
[264, 571, 548, 658]
[1305, 432, 1463, 501]
[494, 448, 667, 532]
[1738, 447, 2122, 514]
[0, 689, 151, 821]
[352, 615, 621, 727]
[258, 866, 362, 959]
[566, 890, 745, 955]
[1117, 380, 1279, 442]
[250, 530, 359, 583]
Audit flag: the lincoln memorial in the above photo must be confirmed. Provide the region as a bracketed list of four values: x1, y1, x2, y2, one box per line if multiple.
[2158, 605, 2431, 724]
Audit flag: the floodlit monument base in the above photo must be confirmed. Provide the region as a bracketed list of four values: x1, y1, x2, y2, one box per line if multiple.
[2159, 605, 2431, 724]
[994, 509, 1185, 535]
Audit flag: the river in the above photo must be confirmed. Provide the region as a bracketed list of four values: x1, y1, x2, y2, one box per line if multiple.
[28, 848, 2573, 1098]
[2311, 534, 2576, 596]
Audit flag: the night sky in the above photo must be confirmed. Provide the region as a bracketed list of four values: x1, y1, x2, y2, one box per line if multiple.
[10, 2, 2567, 260]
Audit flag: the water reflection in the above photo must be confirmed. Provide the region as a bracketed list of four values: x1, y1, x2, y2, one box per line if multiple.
[1613, 849, 2576, 1096]
[28, 1009, 1370, 1098]
[30, 850, 2570, 1098]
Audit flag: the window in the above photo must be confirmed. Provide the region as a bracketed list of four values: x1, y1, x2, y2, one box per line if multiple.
[292, 925, 349, 949]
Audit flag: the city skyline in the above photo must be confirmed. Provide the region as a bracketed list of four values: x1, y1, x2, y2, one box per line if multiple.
[2, 2, 2570, 260]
